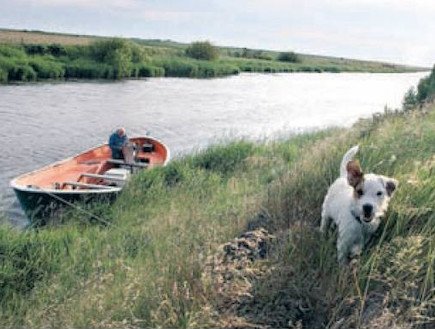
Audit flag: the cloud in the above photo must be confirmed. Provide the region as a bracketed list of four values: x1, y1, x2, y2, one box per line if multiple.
[324, 0, 435, 13]
[13, 0, 138, 9]
[141, 10, 195, 22]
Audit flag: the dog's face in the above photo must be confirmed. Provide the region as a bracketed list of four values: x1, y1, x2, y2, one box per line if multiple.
[347, 160, 398, 223]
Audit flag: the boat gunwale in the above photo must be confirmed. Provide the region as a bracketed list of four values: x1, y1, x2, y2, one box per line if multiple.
[10, 136, 170, 193]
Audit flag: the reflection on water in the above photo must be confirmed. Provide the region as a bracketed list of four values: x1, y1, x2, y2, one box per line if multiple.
[0, 72, 428, 226]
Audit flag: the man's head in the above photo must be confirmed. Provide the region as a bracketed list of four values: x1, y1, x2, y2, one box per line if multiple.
[117, 127, 126, 137]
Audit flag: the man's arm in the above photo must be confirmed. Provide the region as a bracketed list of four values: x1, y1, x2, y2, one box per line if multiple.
[121, 135, 128, 146]
[109, 134, 116, 149]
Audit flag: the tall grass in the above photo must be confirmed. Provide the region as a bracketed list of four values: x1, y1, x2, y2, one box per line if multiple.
[152, 57, 239, 78]
[29, 56, 65, 79]
[252, 109, 435, 328]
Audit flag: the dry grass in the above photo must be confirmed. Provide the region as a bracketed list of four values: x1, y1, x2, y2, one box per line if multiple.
[0, 29, 96, 45]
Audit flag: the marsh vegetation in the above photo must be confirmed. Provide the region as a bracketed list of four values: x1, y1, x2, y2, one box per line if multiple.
[0, 28, 426, 84]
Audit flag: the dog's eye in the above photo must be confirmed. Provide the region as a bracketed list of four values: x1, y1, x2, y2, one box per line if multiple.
[377, 191, 383, 196]
[357, 189, 364, 196]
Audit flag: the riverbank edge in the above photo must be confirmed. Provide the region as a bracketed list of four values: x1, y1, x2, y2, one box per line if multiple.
[0, 59, 426, 86]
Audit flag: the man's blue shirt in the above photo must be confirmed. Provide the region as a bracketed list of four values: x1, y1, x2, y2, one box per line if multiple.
[109, 132, 128, 159]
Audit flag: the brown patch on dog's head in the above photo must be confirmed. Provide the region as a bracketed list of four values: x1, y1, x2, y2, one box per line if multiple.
[385, 178, 398, 197]
[353, 181, 365, 199]
[347, 160, 364, 189]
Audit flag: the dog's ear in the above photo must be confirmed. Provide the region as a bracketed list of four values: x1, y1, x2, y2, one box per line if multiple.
[381, 177, 398, 197]
[346, 160, 364, 188]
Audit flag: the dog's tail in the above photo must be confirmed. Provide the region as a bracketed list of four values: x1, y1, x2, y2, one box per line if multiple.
[340, 145, 359, 177]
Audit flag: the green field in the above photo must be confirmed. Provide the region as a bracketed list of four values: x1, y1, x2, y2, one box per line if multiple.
[0, 28, 427, 84]
[1, 66, 434, 328]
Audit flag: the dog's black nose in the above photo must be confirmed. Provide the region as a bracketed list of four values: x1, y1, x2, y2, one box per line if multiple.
[363, 204, 373, 216]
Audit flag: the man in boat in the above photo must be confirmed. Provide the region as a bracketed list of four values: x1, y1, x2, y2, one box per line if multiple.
[109, 127, 128, 159]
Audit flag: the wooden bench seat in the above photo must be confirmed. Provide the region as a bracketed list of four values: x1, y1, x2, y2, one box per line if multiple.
[63, 182, 116, 190]
[106, 159, 149, 168]
[79, 173, 128, 182]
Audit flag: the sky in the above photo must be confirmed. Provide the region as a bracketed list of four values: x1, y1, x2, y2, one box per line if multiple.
[1, 0, 434, 67]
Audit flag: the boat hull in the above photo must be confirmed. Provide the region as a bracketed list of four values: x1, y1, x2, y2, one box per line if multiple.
[13, 186, 120, 225]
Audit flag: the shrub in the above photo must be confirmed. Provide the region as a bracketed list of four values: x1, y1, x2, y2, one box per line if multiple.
[24, 44, 47, 55]
[0, 67, 7, 83]
[277, 51, 301, 63]
[402, 87, 418, 110]
[29, 57, 65, 79]
[90, 38, 133, 78]
[0, 47, 37, 82]
[0, 56, 14, 71]
[64, 45, 91, 60]
[185, 41, 219, 61]
[130, 43, 149, 63]
[0, 45, 27, 58]
[415, 65, 435, 103]
[5, 61, 37, 81]
[47, 44, 67, 57]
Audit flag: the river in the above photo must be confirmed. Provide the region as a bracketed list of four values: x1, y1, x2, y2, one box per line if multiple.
[0, 72, 428, 226]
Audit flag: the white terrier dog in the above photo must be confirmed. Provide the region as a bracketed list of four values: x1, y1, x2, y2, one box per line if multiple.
[320, 146, 398, 264]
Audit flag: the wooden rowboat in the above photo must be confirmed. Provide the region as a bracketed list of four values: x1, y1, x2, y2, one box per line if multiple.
[10, 136, 170, 223]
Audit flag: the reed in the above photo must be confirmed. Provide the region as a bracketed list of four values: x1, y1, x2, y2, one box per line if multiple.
[29, 56, 65, 79]
[63, 59, 114, 79]
[152, 57, 239, 78]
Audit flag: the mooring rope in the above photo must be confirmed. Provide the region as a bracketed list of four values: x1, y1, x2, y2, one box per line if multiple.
[31, 186, 117, 228]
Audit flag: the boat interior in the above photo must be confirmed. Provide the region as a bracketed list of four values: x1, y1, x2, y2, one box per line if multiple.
[14, 138, 167, 191]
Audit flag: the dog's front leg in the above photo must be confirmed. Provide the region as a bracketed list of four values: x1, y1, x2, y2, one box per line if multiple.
[337, 228, 363, 265]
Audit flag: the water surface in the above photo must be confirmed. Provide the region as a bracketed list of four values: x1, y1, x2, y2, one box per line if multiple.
[0, 72, 428, 225]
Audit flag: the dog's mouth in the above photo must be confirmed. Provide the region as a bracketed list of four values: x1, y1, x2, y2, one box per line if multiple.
[352, 210, 374, 223]
[362, 212, 375, 222]
[362, 216, 373, 223]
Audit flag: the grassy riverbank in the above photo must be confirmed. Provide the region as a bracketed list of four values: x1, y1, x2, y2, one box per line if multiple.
[1, 69, 435, 328]
[0, 28, 427, 84]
